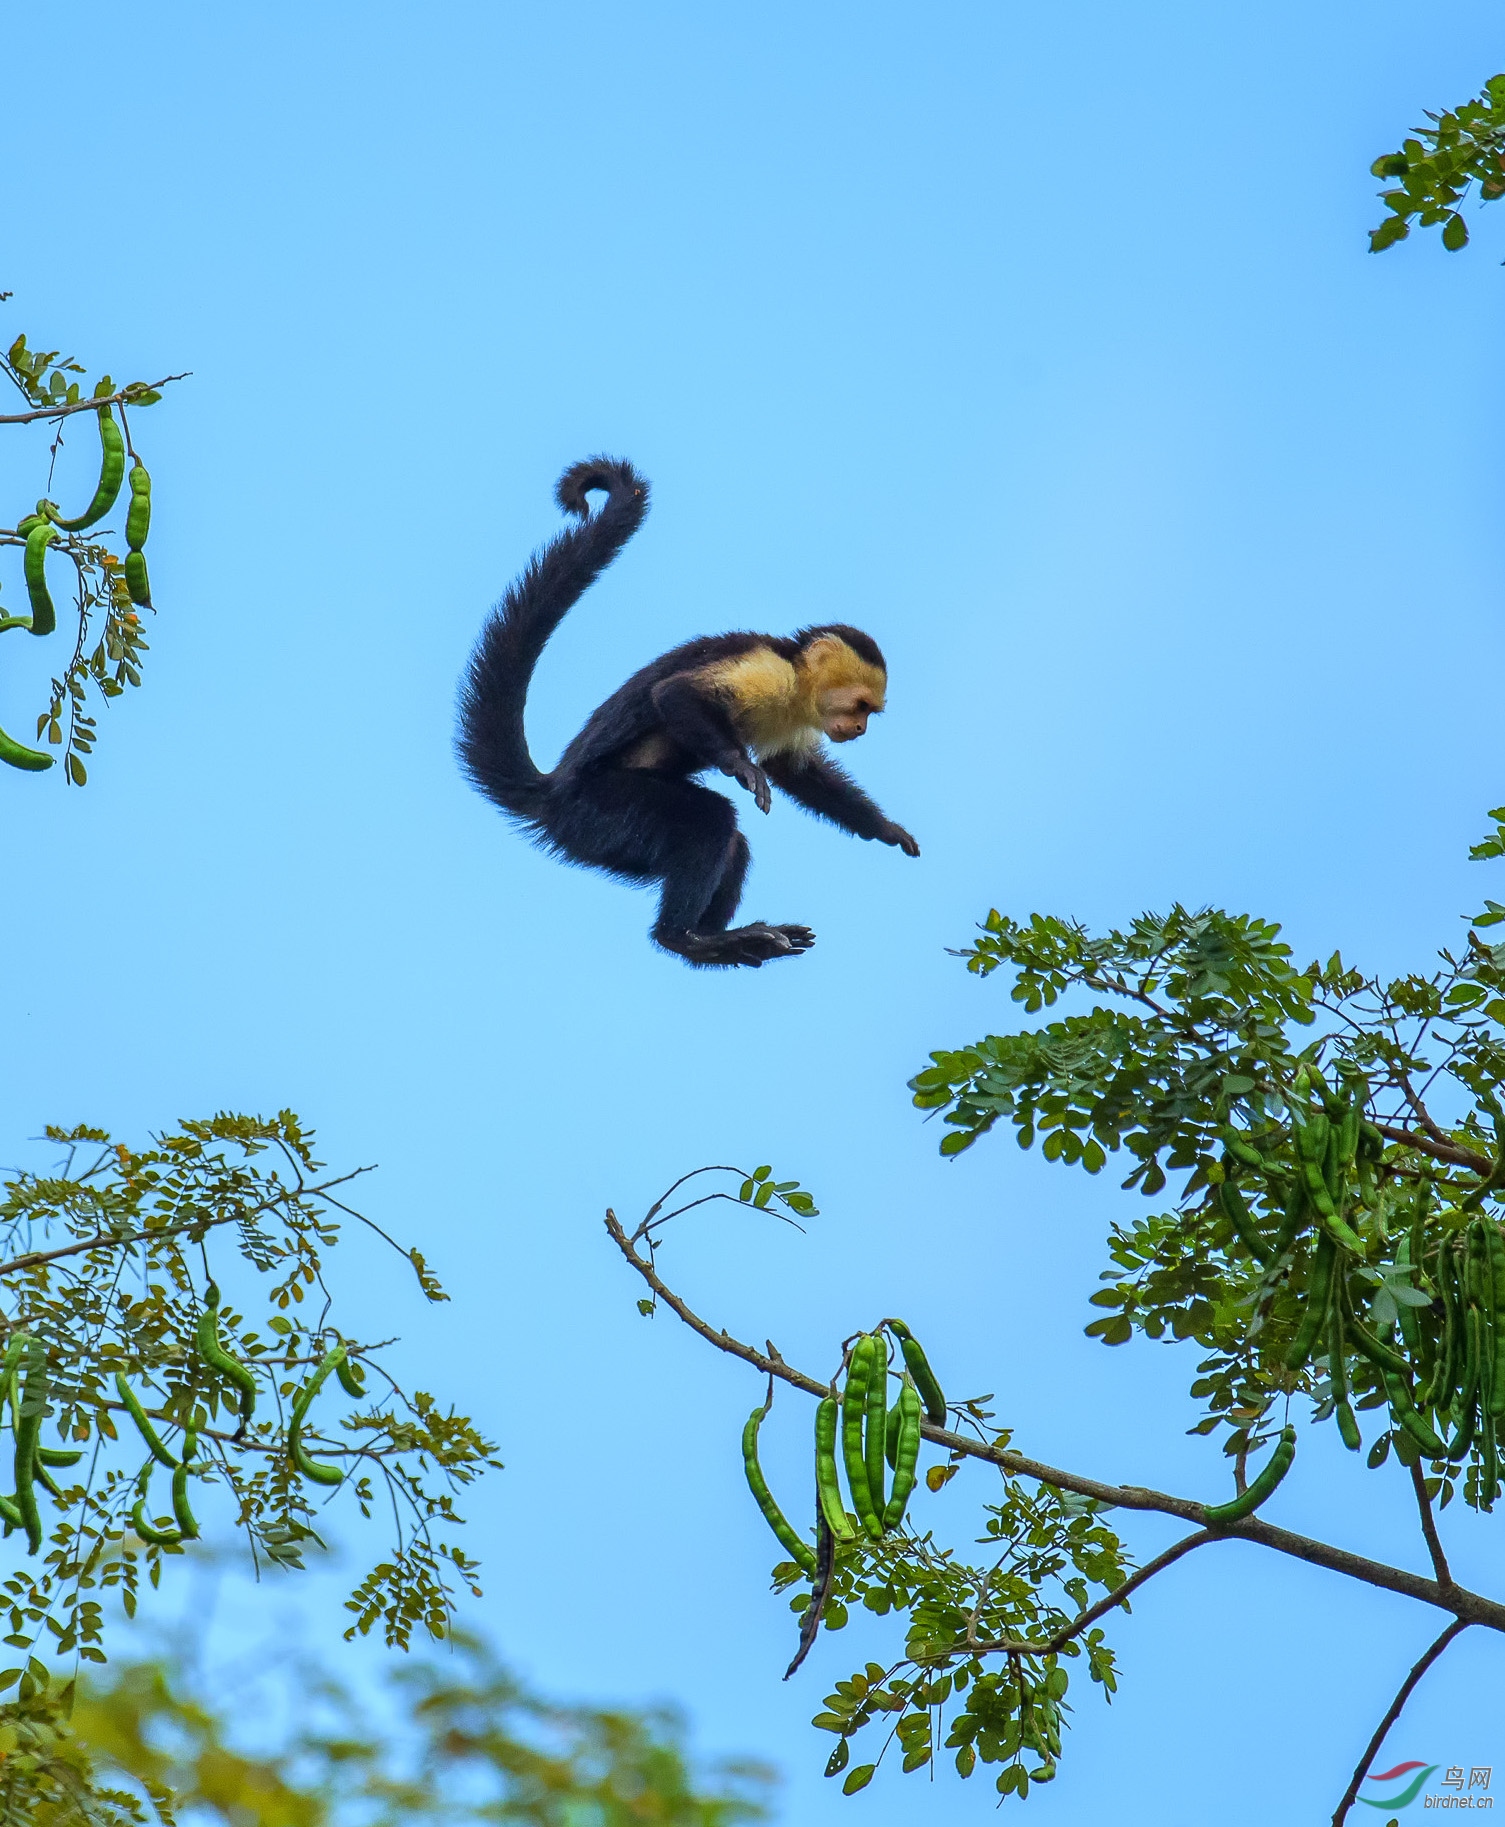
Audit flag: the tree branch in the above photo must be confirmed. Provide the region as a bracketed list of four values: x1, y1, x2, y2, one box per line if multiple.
[0, 1167, 373, 1279]
[0, 378, 188, 425]
[1331, 1618, 1471, 1826]
[1410, 1462, 1453, 1590]
[961, 1528, 1215, 1659]
[605, 1212, 1505, 1635]
[1371, 1120, 1492, 1174]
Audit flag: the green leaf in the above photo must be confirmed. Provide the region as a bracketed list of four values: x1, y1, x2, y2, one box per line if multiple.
[1442, 211, 1470, 250]
[842, 1763, 876, 1794]
[1369, 214, 1411, 252]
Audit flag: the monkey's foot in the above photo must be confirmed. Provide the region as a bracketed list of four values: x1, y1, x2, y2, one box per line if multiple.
[660, 922, 816, 967]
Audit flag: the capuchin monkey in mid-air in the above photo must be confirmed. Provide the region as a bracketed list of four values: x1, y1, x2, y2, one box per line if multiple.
[456, 457, 919, 968]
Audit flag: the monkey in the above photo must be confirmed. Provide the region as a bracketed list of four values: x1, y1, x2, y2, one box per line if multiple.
[456, 457, 919, 967]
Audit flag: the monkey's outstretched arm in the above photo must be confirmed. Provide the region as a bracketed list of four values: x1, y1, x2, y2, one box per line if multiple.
[763, 751, 919, 854]
[651, 674, 771, 811]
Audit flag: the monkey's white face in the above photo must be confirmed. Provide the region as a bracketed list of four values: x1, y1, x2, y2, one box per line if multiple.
[817, 684, 882, 743]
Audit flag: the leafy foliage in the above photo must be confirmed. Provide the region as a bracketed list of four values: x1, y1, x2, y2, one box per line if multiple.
[1369, 73, 1505, 252]
[782, 1472, 1123, 1799]
[0, 1634, 773, 1827]
[911, 820, 1505, 1504]
[0, 1112, 498, 1729]
[627, 813, 1505, 1804]
[0, 307, 179, 782]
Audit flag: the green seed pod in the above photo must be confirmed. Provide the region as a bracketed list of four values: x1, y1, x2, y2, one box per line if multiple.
[130, 1477, 183, 1548]
[12, 1340, 48, 1554]
[1273, 1179, 1306, 1255]
[195, 1283, 258, 1430]
[742, 1400, 817, 1576]
[1298, 1158, 1367, 1255]
[124, 549, 152, 608]
[1446, 1393, 1477, 1464]
[170, 1430, 200, 1540]
[885, 1397, 904, 1469]
[1220, 1129, 1267, 1173]
[0, 1332, 31, 1390]
[1429, 1238, 1462, 1414]
[288, 1345, 347, 1486]
[1284, 1232, 1336, 1373]
[1487, 1225, 1505, 1418]
[23, 519, 56, 636]
[124, 461, 151, 551]
[1292, 1106, 1330, 1167]
[1344, 1311, 1410, 1377]
[1482, 1410, 1501, 1510]
[336, 1355, 366, 1398]
[0, 725, 54, 772]
[863, 1335, 888, 1523]
[1471, 1226, 1496, 1418]
[1204, 1425, 1297, 1524]
[841, 1337, 881, 1539]
[1395, 1235, 1422, 1355]
[115, 1373, 179, 1469]
[887, 1321, 947, 1425]
[31, 1459, 66, 1503]
[1322, 1125, 1343, 1201]
[1455, 1297, 1483, 1430]
[1337, 1105, 1361, 1176]
[1326, 1284, 1360, 1453]
[50, 407, 125, 532]
[814, 1396, 855, 1542]
[1383, 1363, 1448, 1459]
[1218, 1174, 1271, 1264]
[882, 1375, 922, 1532]
[34, 1445, 81, 1468]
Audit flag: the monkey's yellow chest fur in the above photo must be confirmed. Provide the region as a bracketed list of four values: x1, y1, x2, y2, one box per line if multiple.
[700, 648, 821, 758]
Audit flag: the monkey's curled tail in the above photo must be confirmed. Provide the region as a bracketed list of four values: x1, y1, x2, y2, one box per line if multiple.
[457, 457, 649, 819]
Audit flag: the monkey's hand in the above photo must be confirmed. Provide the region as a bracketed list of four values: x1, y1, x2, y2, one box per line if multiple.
[877, 821, 920, 857]
[725, 754, 772, 814]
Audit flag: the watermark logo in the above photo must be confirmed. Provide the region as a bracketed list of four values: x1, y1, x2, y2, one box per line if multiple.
[1360, 1762, 1493, 1811]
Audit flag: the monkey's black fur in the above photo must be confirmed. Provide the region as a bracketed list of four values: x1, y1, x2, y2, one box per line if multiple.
[457, 457, 909, 967]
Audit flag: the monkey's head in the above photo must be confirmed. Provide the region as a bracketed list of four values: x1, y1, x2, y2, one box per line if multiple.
[794, 626, 888, 744]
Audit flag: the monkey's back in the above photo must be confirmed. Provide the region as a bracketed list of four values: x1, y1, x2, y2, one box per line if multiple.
[552, 630, 799, 782]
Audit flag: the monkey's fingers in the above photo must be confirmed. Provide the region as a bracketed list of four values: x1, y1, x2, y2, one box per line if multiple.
[730, 758, 772, 813]
[770, 924, 816, 951]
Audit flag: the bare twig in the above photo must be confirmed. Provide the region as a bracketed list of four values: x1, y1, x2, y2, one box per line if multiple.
[0, 377, 189, 426]
[1331, 1619, 1471, 1826]
[605, 1212, 1505, 1635]
[1410, 1462, 1453, 1590]
[961, 1529, 1215, 1659]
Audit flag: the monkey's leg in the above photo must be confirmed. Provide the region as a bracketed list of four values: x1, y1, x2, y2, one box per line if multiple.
[692, 835, 817, 962]
[547, 771, 811, 967]
[697, 831, 750, 931]
[653, 813, 813, 968]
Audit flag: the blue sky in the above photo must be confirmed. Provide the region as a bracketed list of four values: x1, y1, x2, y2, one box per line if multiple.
[6, 2, 1505, 1820]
